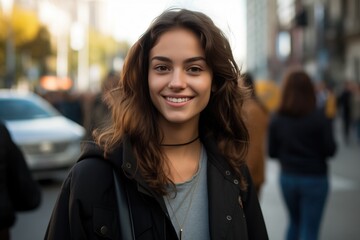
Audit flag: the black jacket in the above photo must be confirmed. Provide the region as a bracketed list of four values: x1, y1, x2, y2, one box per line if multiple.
[0, 121, 41, 230]
[45, 135, 268, 239]
[268, 109, 337, 175]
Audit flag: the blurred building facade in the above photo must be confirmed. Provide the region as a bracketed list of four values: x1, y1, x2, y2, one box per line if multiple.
[252, 0, 360, 86]
[246, 0, 271, 80]
[341, 0, 360, 84]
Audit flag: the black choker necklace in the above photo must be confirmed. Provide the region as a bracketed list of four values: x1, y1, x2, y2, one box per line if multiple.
[160, 136, 199, 147]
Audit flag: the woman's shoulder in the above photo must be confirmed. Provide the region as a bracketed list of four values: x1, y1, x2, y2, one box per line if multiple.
[269, 112, 283, 125]
[310, 108, 330, 122]
[64, 157, 115, 202]
[73, 157, 113, 178]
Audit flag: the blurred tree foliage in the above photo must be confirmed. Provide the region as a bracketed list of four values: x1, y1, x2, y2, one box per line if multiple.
[0, 5, 52, 84]
[69, 28, 130, 79]
[18, 26, 52, 75]
[19, 26, 52, 59]
[0, 6, 39, 46]
[1, 4, 130, 88]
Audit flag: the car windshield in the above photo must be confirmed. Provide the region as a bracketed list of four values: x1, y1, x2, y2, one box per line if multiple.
[0, 98, 58, 120]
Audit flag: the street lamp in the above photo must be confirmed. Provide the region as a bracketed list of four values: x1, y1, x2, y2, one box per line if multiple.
[1, 0, 15, 88]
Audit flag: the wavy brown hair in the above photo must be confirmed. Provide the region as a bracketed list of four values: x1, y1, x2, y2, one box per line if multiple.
[95, 8, 249, 195]
[278, 69, 316, 117]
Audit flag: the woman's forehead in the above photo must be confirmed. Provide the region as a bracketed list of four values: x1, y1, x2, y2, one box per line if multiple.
[149, 28, 205, 60]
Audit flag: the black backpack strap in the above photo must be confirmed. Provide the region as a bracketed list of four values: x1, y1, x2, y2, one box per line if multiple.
[113, 169, 135, 240]
[78, 152, 135, 240]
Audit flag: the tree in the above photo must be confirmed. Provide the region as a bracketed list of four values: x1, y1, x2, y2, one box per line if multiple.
[0, 5, 51, 87]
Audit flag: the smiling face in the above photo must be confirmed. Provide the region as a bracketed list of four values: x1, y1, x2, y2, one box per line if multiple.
[148, 28, 212, 128]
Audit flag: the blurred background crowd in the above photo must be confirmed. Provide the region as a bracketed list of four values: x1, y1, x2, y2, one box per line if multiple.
[1, 0, 360, 239]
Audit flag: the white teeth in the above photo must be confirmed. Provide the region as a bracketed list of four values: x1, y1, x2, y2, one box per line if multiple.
[166, 97, 190, 103]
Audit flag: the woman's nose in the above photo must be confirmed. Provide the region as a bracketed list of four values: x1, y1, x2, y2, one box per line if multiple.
[168, 69, 187, 89]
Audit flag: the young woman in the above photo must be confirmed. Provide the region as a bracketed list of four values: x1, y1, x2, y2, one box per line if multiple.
[268, 69, 337, 240]
[45, 8, 268, 240]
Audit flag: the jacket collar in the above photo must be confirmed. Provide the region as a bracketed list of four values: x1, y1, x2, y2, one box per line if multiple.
[111, 135, 243, 239]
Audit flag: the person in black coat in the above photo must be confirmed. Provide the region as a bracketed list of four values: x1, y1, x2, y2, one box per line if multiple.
[0, 121, 42, 240]
[46, 8, 268, 240]
[268, 69, 336, 240]
[337, 80, 353, 144]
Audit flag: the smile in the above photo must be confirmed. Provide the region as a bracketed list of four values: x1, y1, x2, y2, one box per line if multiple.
[166, 97, 191, 103]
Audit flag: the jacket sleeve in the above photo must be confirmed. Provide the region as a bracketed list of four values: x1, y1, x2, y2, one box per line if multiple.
[242, 166, 269, 240]
[45, 159, 119, 240]
[44, 168, 88, 240]
[44, 172, 73, 240]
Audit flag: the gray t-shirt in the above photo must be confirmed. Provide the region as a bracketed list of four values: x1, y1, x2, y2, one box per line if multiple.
[164, 145, 210, 240]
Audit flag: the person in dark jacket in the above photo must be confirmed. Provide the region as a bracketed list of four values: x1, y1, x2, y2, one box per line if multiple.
[84, 70, 119, 140]
[45, 8, 268, 240]
[268, 69, 337, 240]
[0, 121, 41, 240]
[337, 80, 353, 144]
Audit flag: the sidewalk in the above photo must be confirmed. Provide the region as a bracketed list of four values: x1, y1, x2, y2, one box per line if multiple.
[260, 119, 360, 240]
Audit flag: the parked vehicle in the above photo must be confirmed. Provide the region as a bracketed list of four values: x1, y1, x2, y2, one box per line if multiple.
[0, 89, 85, 178]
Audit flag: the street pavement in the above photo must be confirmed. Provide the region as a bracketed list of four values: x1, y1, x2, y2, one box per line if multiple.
[261, 118, 360, 240]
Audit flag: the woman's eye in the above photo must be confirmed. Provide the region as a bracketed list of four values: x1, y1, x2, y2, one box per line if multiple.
[188, 66, 202, 74]
[154, 65, 169, 72]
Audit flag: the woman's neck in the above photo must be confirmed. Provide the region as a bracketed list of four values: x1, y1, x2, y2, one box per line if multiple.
[159, 119, 200, 147]
[163, 141, 202, 183]
[158, 117, 201, 183]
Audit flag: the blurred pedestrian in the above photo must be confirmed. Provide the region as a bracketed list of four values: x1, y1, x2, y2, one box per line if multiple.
[45, 8, 268, 240]
[84, 70, 119, 140]
[53, 90, 84, 125]
[337, 80, 353, 144]
[351, 82, 360, 144]
[241, 72, 270, 197]
[315, 80, 337, 120]
[268, 69, 337, 240]
[0, 121, 42, 240]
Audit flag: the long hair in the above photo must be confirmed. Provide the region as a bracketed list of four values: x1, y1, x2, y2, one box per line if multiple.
[95, 8, 249, 194]
[278, 70, 316, 117]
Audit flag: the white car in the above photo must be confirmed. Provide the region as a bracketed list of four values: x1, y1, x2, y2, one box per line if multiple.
[0, 89, 85, 178]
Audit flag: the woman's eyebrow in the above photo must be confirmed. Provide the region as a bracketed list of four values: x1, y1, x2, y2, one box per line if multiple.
[184, 56, 206, 64]
[150, 56, 206, 64]
[150, 56, 172, 63]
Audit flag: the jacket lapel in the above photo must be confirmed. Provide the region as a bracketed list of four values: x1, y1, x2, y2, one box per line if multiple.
[120, 136, 169, 214]
[204, 137, 242, 240]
